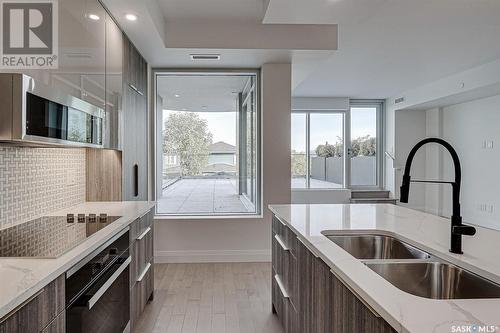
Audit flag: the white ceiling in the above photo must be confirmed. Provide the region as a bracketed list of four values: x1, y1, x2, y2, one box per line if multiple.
[158, 0, 265, 22]
[104, 0, 500, 99]
[265, 0, 500, 98]
[157, 75, 249, 112]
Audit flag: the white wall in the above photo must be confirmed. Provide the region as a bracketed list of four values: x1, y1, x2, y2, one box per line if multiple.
[154, 64, 292, 263]
[385, 58, 500, 200]
[436, 95, 500, 230]
[391, 94, 500, 231]
[394, 109, 427, 211]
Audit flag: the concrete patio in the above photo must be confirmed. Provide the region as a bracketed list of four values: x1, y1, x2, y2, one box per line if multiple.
[157, 178, 252, 214]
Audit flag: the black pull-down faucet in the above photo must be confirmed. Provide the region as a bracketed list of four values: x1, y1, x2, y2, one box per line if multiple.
[399, 137, 476, 254]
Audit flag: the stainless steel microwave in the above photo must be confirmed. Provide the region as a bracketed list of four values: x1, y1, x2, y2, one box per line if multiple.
[0, 73, 104, 147]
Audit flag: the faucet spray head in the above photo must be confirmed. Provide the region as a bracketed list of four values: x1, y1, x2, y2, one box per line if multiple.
[400, 175, 411, 203]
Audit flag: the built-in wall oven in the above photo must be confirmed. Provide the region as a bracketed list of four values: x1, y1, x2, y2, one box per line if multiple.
[0, 73, 104, 147]
[66, 228, 130, 333]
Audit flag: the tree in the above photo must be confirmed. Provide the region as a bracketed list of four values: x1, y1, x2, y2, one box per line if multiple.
[315, 137, 343, 157]
[351, 135, 376, 156]
[163, 112, 213, 176]
[291, 150, 306, 177]
[314, 135, 376, 158]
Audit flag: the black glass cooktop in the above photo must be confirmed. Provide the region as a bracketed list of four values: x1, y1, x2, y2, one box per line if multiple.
[0, 216, 121, 258]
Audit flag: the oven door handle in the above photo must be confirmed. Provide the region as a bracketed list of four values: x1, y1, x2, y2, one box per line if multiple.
[88, 256, 131, 310]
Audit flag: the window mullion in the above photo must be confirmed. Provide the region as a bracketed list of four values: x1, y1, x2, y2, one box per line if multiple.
[306, 112, 311, 189]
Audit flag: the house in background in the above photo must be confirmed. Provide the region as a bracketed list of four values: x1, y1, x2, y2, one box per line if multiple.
[204, 141, 237, 175]
[162, 141, 237, 181]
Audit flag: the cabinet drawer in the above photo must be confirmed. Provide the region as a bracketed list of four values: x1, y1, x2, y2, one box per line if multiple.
[272, 273, 284, 325]
[129, 218, 141, 241]
[140, 267, 153, 308]
[40, 312, 65, 333]
[131, 262, 153, 327]
[272, 232, 283, 275]
[130, 239, 140, 287]
[140, 210, 153, 231]
[273, 231, 298, 308]
[272, 216, 297, 257]
[272, 274, 298, 333]
[0, 275, 65, 333]
[137, 225, 153, 275]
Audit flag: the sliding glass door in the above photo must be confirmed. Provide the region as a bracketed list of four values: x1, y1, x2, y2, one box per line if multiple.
[348, 101, 383, 189]
[291, 111, 345, 189]
[291, 100, 383, 190]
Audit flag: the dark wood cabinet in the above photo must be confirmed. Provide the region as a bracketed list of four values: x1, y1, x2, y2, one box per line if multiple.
[129, 208, 154, 331]
[0, 275, 65, 333]
[40, 313, 65, 333]
[272, 214, 396, 333]
[122, 35, 148, 201]
[330, 270, 395, 333]
[123, 38, 147, 96]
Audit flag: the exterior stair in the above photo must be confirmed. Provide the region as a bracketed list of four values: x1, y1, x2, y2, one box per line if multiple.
[350, 190, 397, 204]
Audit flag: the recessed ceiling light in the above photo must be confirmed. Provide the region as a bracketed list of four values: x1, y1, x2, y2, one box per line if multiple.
[190, 54, 221, 61]
[174, 94, 180, 98]
[88, 14, 100, 21]
[125, 14, 137, 21]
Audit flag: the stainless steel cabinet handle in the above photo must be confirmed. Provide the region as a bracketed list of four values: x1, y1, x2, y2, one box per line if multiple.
[88, 256, 131, 310]
[137, 227, 151, 240]
[274, 234, 289, 251]
[275, 216, 286, 226]
[273, 274, 289, 298]
[330, 269, 380, 318]
[137, 262, 152, 282]
[129, 83, 144, 96]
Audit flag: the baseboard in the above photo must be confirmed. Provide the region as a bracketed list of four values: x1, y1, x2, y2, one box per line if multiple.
[154, 249, 271, 263]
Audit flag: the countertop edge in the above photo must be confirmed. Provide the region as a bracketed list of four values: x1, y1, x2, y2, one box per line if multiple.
[0, 201, 155, 320]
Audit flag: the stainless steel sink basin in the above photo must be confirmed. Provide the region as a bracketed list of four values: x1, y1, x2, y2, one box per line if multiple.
[324, 234, 431, 260]
[366, 261, 500, 299]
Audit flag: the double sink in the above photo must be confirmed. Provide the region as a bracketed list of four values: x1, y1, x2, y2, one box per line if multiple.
[322, 232, 500, 299]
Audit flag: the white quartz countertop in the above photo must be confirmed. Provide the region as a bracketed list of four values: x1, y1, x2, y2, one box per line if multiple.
[0, 201, 154, 320]
[268, 204, 500, 333]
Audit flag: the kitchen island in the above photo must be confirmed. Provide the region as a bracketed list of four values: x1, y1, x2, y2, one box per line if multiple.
[269, 203, 500, 333]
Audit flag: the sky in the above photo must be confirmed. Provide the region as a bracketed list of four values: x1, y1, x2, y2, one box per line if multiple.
[165, 107, 376, 152]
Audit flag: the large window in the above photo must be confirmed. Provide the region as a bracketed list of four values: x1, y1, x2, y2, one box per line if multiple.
[292, 101, 382, 189]
[350, 105, 379, 187]
[154, 72, 261, 216]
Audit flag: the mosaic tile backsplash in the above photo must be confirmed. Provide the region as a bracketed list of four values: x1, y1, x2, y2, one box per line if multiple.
[0, 147, 86, 228]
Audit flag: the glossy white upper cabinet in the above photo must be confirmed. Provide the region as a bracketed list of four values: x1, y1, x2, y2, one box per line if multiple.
[55, 0, 106, 107]
[104, 13, 123, 149]
[0, 0, 106, 110]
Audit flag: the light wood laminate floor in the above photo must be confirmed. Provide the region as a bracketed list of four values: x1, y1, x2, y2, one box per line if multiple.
[133, 263, 284, 333]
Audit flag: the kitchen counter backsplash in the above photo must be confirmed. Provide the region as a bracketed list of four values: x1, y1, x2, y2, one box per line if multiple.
[0, 147, 86, 228]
